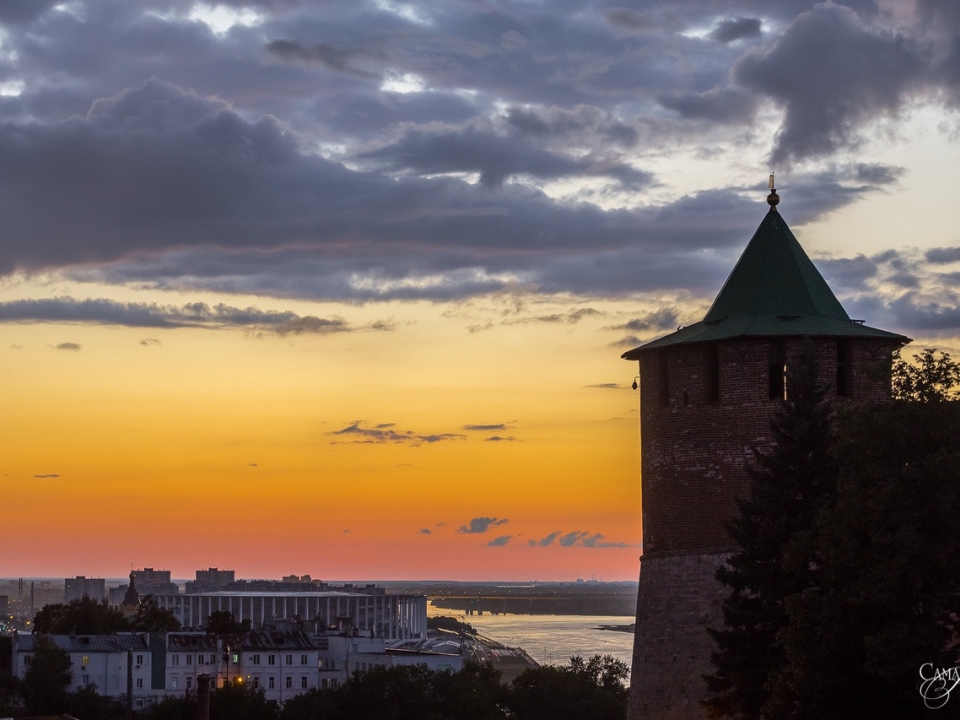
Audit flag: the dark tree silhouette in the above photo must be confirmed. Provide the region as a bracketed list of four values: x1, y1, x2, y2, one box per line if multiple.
[32, 596, 130, 634]
[705, 344, 837, 719]
[21, 635, 72, 716]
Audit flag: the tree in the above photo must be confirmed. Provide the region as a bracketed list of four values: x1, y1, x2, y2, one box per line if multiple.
[507, 655, 628, 720]
[893, 347, 960, 402]
[704, 344, 837, 719]
[765, 396, 960, 719]
[205, 610, 251, 635]
[210, 679, 280, 720]
[131, 595, 182, 632]
[33, 596, 130, 634]
[21, 635, 72, 716]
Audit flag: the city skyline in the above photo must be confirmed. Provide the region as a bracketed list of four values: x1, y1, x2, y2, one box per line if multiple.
[2, 0, 959, 580]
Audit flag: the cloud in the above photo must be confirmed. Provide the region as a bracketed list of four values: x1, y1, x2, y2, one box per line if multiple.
[264, 40, 379, 78]
[926, 247, 960, 264]
[487, 535, 513, 546]
[54, 342, 81, 351]
[342, 529, 350, 534]
[559, 531, 589, 547]
[485, 436, 518, 442]
[418, 528, 432, 534]
[710, 17, 762, 43]
[585, 383, 627, 390]
[140, 338, 162, 347]
[360, 125, 652, 190]
[734, 4, 926, 163]
[553, 530, 638, 548]
[658, 88, 759, 124]
[329, 421, 466, 446]
[33, 473, 60, 478]
[458, 517, 508, 534]
[463, 423, 511, 431]
[248, 463, 258, 467]
[0, 297, 352, 335]
[527, 531, 562, 547]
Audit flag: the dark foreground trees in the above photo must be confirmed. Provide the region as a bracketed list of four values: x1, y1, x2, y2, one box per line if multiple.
[142, 656, 627, 720]
[707, 347, 960, 719]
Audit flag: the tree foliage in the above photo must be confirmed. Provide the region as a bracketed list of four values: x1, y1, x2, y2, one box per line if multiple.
[33, 596, 130, 634]
[893, 347, 960, 402]
[131, 595, 182, 632]
[766, 398, 960, 719]
[705, 344, 836, 719]
[206, 610, 251, 635]
[508, 655, 629, 720]
[22, 635, 72, 716]
[709, 344, 960, 718]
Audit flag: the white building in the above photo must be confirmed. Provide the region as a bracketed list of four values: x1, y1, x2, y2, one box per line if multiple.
[12, 632, 156, 710]
[151, 590, 428, 638]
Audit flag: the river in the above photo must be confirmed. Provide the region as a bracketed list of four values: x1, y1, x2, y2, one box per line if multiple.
[428, 604, 635, 670]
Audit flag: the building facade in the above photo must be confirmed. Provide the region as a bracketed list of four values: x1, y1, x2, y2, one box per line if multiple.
[151, 590, 428, 639]
[621, 188, 908, 719]
[64, 576, 106, 603]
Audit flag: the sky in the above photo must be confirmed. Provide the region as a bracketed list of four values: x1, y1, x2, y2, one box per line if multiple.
[2, 0, 959, 581]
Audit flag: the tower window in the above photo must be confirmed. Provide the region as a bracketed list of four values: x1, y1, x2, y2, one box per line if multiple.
[768, 341, 786, 400]
[836, 340, 850, 397]
[706, 344, 720, 402]
[659, 351, 670, 408]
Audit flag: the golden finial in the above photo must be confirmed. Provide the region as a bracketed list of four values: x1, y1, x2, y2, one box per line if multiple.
[767, 173, 780, 210]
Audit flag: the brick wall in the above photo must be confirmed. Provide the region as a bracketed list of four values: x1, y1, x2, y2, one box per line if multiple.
[637, 337, 896, 552]
[626, 551, 730, 720]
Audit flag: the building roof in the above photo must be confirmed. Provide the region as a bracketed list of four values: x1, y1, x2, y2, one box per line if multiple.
[622, 201, 909, 359]
[17, 632, 149, 653]
[240, 630, 315, 650]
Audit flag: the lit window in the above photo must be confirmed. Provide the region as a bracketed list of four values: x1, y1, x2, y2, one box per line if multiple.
[82, 655, 89, 667]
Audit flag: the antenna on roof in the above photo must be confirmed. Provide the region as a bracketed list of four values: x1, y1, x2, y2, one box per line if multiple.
[767, 172, 780, 211]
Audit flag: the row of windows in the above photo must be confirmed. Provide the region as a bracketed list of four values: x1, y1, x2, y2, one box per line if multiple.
[250, 676, 309, 689]
[170, 653, 216, 666]
[656, 341, 858, 407]
[247, 654, 311, 666]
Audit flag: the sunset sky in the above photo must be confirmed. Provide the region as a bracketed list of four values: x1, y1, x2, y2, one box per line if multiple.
[2, 0, 959, 581]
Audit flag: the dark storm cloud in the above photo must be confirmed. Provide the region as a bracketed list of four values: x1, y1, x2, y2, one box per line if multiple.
[658, 88, 758, 123]
[926, 247, 960, 264]
[0, 297, 353, 335]
[887, 293, 960, 331]
[330, 422, 466, 446]
[710, 17, 762, 43]
[0, 0, 946, 314]
[264, 40, 379, 78]
[734, 4, 926, 164]
[610, 307, 680, 332]
[360, 126, 652, 189]
[457, 517, 508, 534]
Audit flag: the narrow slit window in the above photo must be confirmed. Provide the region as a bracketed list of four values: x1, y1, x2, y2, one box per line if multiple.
[836, 340, 849, 397]
[659, 351, 670, 408]
[707, 344, 720, 403]
[768, 341, 786, 400]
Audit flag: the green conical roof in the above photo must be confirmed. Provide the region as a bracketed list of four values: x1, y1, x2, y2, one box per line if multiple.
[622, 205, 908, 359]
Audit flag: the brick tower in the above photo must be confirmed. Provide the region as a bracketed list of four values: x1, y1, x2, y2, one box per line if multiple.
[621, 184, 909, 720]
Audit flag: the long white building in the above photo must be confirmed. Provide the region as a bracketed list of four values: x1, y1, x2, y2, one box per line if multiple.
[151, 590, 428, 639]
